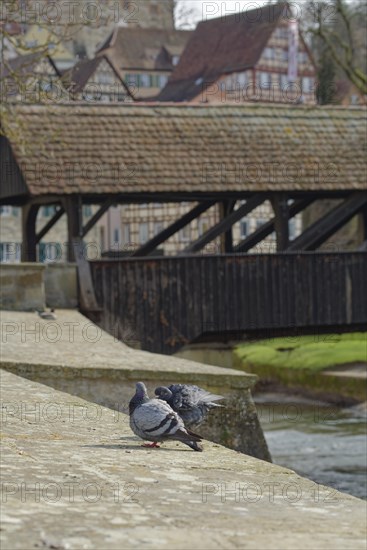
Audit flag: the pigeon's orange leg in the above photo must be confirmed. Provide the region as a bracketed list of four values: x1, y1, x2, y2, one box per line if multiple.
[142, 442, 160, 448]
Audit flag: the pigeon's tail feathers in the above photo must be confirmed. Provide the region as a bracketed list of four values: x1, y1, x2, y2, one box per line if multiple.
[174, 428, 202, 443]
[174, 428, 203, 452]
[184, 440, 203, 452]
[185, 428, 203, 441]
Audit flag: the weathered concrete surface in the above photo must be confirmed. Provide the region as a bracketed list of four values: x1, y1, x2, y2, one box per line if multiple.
[1, 370, 366, 550]
[44, 264, 78, 309]
[0, 310, 270, 460]
[0, 263, 45, 311]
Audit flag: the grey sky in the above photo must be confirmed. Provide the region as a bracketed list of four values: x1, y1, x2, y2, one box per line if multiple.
[175, 0, 274, 27]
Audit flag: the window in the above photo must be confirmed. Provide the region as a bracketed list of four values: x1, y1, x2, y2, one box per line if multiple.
[350, 95, 359, 105]
[139, 74, 151, 88]
[99, 71, 113, 85]
[298, 51, 308, 64]
[237, 72, 247, 86]
[122, 224, 130, 244]
[172, 55, 180, 66]
[256, 218, 266, 230]
[289, 219, 297, 240]
[39, 242, 62, 263]
[126, 73, 139, 87]
[225, 74, 233, 88]
[276, 27, 288, 40]
[154, 222, 164, 236]
[139, 222, 149, 244]
[259, 72, 271, 88]
[117, 92, 126, 102]
[264, 47, 274, 60]
[83, 205, 92, 217]
[113, 228, 120, 243]
[0, 206, 12, 216]
[42, 206, 57, 217]
[157, 74, 168, 88]
[12, 207, 19, 217]
[279, 73, 288, 89]
[39, 79, 54, 93]
[240, 219, 248, 239]
[198, 218, 209, 237]
[302, 77, 314, 93]
[0, 242, 21, 263]
[180, 225, 191, 242]
[282, 50, 289, 62]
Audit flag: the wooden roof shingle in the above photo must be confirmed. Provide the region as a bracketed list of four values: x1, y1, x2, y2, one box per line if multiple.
[1, 103, 366, 203]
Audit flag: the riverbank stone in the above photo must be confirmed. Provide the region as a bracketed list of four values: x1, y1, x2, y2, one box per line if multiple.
[1, 370, 366, 550]
[0, 310, 270, 460]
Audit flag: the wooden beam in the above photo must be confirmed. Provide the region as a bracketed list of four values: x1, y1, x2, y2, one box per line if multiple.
[287, 192, 367, 251]
[182, 195, 266, 254]
[35, 207, 65, 244]
[361, 204, 367, 241]
[21, 204, 39, 262]
[220, 200, 235, 253]
[72, 237, 101, 314]
[82, 196, 120, 238]
[132, 201, 217, 257]
[234, 198, 314, 253]
[62, 196, 83, 262]
[271, 193, 289, 251]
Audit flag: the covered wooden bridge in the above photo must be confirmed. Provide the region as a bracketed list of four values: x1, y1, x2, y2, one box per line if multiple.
[1, 103, 366, 352]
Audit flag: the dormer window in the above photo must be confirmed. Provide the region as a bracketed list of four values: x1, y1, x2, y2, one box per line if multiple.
[172, 55, 180, 66]
[264, 47, 274, 60]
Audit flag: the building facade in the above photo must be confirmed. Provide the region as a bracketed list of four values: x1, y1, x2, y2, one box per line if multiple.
[158, 3, 317, 105]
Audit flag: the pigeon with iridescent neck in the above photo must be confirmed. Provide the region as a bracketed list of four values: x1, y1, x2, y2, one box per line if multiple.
[129, 382, 203, 451]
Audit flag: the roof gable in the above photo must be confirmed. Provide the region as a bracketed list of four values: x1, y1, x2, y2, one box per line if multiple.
[97, 27, 192, 72]
[60, 55, 128, 94]
[168, 2, 288, 85]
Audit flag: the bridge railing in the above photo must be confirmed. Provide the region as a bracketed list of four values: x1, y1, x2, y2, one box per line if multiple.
[90, 252, 367, 354]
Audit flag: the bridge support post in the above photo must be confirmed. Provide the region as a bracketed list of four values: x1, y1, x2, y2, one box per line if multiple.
[362, 205, 367, 241]
[21, 204, 40, 262]
[220, 201, 235, 253]
[271, 194, 289, 251]
[62, 195, 83, 262]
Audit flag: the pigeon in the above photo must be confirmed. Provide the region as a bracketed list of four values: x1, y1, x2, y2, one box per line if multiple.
[129, 382, 203, 451]
[36, 308, 57, 320]
[154, 384, 224, 429]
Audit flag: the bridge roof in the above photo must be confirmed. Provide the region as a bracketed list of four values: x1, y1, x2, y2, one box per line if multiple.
[1, 103, 366, 203]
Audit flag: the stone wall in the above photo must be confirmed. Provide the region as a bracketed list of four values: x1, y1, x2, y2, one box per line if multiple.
[0, 263, 45, 311]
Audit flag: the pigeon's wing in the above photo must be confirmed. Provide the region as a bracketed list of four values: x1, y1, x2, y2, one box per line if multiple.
[133, 399, 185, 438]
[171, 385, 224, 409]
[195, 389, 224, 406]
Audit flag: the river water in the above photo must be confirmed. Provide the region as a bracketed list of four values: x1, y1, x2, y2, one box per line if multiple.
[254, 393, 367, 500]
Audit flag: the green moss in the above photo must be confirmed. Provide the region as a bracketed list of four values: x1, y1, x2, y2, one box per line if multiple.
[234, 332, 367, 373]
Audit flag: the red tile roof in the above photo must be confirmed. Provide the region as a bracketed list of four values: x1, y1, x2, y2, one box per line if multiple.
[158, 2, 288, 101]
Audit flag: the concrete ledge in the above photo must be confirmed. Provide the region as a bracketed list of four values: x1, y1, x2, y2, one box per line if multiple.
[0, 263, 45, 311]
[0, 310, 269, 460]
[1, 370, 366, 550]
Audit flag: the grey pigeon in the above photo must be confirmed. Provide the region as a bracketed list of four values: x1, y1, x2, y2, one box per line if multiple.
[129, 382, 203, 451]
[154, 384, 224, 429]
[36, 308, 57, 320]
